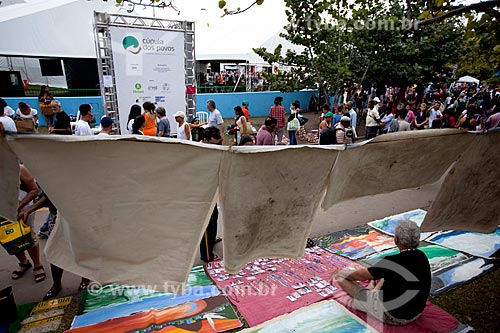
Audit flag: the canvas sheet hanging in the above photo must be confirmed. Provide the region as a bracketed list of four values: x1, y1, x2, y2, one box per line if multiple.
[239, 300, 376, 333]
[322, 130, 473, 208]
[219, 145, 340, 273]
[6, 135, 224, 292]
[0, 136, 19, 221]
[205, 247, 363, 327]
[421, 130, 500, 233]
[426, 227, 500, 259]
[367, 209, 434, 241]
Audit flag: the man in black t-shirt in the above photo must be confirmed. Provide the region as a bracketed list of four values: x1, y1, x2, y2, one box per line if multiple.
[330, 220, 431, 325]
[48, 100, 71, 135]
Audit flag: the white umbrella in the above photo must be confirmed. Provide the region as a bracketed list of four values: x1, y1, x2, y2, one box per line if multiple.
[457, 75, 480, 84]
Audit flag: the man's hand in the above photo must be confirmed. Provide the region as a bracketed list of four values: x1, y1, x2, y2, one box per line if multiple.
[367, 278, 384, 291]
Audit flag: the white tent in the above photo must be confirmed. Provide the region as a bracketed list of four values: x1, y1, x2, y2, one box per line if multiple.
[458, 75, 480, 84]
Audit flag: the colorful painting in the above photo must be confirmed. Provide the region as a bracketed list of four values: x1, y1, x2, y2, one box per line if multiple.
[313, 225, 372, 249]
[67, 295, 242, 333]
[72, 266, 220, 329]
[362, 243, 476, 295]
[324, 230, 397, 260]
[205, 247, 363, 327]
[427, 226, 500, 259]
[81, 265, 212, 314]
[239, 300, 375, 333]
[367, 209, 433, 240]
[432, 258, 496, 295]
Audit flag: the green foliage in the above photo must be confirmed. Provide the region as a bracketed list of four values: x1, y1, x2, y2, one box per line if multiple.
[254, 0, 467, 93]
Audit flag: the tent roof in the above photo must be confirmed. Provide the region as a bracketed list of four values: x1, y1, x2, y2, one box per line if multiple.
[0, 0, 127, 58]
[458, 75, 480, 84]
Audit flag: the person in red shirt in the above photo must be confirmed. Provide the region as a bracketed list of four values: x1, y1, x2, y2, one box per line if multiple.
[269, 96, 286, 143]
[242, 100, 250, 120]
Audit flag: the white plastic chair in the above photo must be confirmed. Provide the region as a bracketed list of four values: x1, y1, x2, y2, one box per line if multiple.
[70, 110, 80, 134]
[196, 111, 209, 125]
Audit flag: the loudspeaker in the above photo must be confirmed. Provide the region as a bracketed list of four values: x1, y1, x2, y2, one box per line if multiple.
[39, 59, 64, 76]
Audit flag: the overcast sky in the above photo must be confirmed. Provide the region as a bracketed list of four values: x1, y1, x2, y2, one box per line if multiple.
[140, 0, 289, 55]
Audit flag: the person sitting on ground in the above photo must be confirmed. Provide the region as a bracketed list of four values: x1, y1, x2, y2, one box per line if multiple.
[330, 220, 431, 326]
[97, 117, 114, 136]
[239, 134, 254, 146]
[256, 116, 277, 145]
[74, 104, 93, 136]
[155, 107, 170, 138]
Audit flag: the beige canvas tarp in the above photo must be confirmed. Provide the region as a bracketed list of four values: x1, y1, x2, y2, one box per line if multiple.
[1, 130, 497, 289]
[219, 145, 340, 273]
[5, 135, 224, 292]
[421, 130, 500, 233]
[322, 129, 474, 209]
[0, 137, 19, 221]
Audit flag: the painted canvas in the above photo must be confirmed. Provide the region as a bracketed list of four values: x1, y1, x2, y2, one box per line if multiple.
[72, 265, 220, 328]
[325, 230, 397, 260]
[205, 247, 363, 327]
[81, 265, 212, 314]
[362, 243, 476, 295]
[367, 209, 433, 240]
[239, 300, 375, 333]
[432, 258, 496, 295]
[313, 225, 372, 249]
[427, 226, 500, 258]
[66, 295, 242, 333]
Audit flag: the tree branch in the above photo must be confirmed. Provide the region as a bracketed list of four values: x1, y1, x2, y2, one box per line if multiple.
[417, 0, 500, 26]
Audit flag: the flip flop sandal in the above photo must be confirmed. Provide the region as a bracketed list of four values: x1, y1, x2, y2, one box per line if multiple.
[11, 261, 32, 280]
[43, 286, 62, 301]
[33, 266, 46, 283]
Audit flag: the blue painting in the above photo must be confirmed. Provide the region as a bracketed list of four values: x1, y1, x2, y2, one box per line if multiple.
[367, 209, 433, 240]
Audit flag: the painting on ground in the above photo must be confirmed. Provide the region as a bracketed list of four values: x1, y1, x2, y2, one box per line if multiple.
[67, 295, 242, 333]
[239, 300, 375, 333]
[427, 227, 500, 259]
[324, 230, 397, 260]
[367, 209, 433, 240]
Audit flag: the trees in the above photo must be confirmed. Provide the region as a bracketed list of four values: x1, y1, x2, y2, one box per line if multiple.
[253, 0, 499, 92]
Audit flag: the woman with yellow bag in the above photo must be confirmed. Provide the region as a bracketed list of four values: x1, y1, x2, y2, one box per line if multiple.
[38, 85, 54, 128]
[8, 164, 46, 283]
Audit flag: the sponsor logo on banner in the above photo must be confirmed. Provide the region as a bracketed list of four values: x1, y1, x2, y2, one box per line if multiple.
[133, 83, 144, 93]
[155, 96, 166, 103]
[123, 36, 142, 54]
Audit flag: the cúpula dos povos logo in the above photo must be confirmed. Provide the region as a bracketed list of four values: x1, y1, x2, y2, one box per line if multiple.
[122, 36, 142, 54]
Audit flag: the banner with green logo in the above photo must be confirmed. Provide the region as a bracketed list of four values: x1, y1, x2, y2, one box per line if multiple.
[110, 27, 185, 134]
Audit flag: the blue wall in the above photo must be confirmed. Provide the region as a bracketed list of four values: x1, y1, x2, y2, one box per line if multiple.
[4, 97, 104, 127]
[4, 91, 317, 127]
[196, 90, 318, 119]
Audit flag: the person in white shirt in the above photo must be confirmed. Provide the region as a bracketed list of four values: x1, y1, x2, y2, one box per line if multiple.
[428, 101, 443, 128]
[97, 116, 113, 136]
[0, 98, 15, 118]
[16, 102, 39, 126]
[206, 100, 224, 133]
[174, 111, 191, 140]
[0, 105, 17, 134]
[74, 104, 93, 136]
